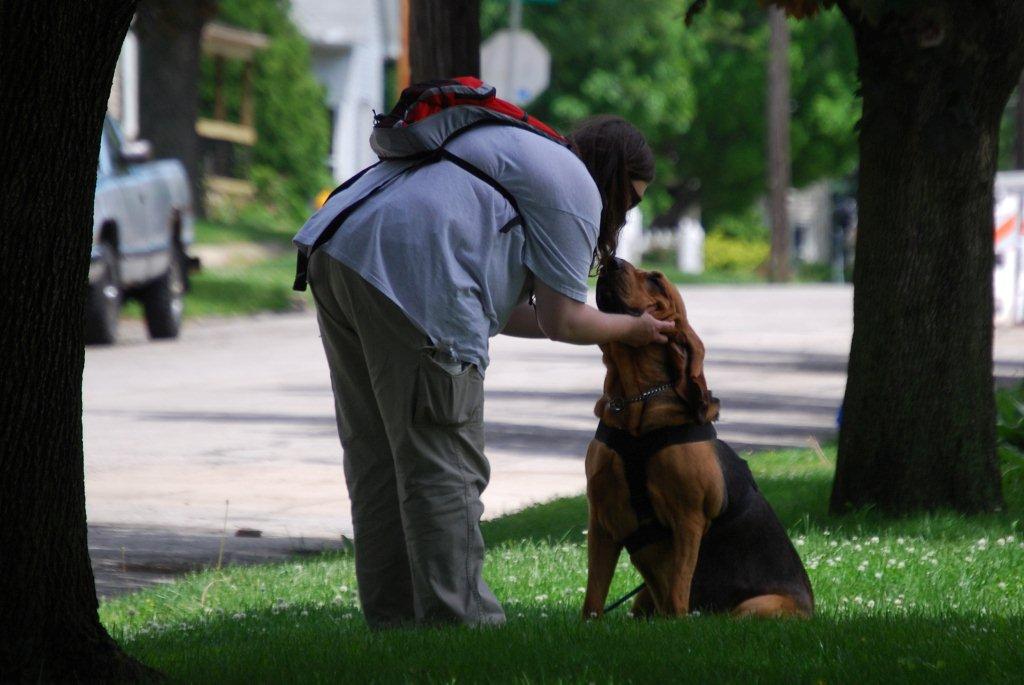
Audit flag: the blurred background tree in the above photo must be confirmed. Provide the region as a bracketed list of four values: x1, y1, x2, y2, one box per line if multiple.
[201, 0, 331, 221]
[749, 0, 1024, 515]
[482, 0, 858, 237]
[137, 0, 218, 217]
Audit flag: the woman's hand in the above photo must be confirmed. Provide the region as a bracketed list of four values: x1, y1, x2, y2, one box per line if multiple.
[532, 279, 675, 346]
[622, 312, 675, 347]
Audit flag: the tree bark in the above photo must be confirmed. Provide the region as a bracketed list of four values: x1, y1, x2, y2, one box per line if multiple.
[135, 0, 215, 218]
[0, 1, 157, 680]
[766, 5, 792, 282]
[832, 1, 1024, 514]
[409, 0, 480, 83]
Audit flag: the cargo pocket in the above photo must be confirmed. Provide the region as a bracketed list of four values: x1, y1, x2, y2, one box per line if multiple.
[414, 352, 484, 426]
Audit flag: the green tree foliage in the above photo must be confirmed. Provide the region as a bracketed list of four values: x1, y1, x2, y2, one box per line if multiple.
[482, 0, 858, 229]
[202, 0, 330, 219]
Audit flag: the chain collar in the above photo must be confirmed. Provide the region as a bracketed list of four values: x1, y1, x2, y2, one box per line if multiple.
[606, 382, 674, 414]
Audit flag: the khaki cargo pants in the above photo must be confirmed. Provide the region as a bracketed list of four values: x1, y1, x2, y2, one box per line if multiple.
[308, 250, 505, 628]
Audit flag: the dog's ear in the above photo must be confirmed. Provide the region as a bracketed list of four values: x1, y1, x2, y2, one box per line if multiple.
[601, 343, 646, 435]
[663, 278, 714, 423]
[675, 321, 713, 423]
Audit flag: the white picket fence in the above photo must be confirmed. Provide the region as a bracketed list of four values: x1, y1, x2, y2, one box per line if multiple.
[617, 208, 705, 274]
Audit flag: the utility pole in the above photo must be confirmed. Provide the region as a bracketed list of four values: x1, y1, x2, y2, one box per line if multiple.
[408, 0, 481, 83]
[506, 0, 522, 102]
[766, 5, 791, 282]
[397, 0, 411, 90]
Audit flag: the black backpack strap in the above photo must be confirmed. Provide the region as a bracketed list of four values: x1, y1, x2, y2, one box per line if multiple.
[294, 158, 438, 292]
[294, 146, 529, 292]
[294, 161, 383, 292]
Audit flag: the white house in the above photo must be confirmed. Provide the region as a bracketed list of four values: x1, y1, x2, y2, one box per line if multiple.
[107, 26, 139, 140]
[290, 0, 401, 184]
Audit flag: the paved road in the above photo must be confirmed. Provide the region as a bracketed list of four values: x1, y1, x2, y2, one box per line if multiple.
[84, 285, 1024, 597]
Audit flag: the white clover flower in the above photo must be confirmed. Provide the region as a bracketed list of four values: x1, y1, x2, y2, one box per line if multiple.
[867, 600, 876, 608]
[874, 572, 883, 579]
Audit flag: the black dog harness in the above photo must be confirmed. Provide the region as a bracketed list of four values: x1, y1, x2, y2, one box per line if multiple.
[594, 421, 719, 554]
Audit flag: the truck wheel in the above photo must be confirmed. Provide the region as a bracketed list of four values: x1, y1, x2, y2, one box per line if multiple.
[141, 247, 186, 339]
[84, 241, 121, 345]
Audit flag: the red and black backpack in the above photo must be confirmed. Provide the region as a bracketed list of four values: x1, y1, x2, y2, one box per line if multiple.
[293, 76, 569, 291]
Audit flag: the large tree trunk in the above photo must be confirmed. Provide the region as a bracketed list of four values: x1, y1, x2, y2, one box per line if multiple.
[409, 0, 480, 82]
[135, 0, 215, 218]
[0, 1, 157, 680]
[832, 1, 1024, 514]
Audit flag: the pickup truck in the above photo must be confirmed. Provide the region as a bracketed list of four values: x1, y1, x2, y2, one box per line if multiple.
[88, 116, 197, 344]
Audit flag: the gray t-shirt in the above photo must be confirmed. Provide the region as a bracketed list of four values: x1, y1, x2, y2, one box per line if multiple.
[294, 124, 601, 371]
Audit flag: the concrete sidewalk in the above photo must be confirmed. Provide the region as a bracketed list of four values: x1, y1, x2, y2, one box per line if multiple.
[84, 284, 1024, 598]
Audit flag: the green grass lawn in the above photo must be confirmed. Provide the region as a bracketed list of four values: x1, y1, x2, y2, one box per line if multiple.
[181, 218, 309, 317]
[637, 260, 837, 285]
[186, 253, 309, 317]
[100, 447, 1024, 683]
[192, 217, 297, 246]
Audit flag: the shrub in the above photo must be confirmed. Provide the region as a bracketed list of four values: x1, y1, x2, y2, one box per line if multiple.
[708, 207, 770, 242]
[997, 382, 1024, 486]
[704, 232, 770, 273]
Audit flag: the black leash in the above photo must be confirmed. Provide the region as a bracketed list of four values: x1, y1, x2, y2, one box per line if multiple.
[603, 582, 646, 614]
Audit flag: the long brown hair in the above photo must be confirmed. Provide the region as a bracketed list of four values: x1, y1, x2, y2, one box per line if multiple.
[567, 115, 655, 270]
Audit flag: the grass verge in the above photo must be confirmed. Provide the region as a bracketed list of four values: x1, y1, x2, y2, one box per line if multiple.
[182, 218, 308, 317]
[186, 253, 307, 317]
[100, 446, 1024, 683]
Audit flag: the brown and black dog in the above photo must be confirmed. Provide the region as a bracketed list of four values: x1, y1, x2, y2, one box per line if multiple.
[582, 257, 813, 619]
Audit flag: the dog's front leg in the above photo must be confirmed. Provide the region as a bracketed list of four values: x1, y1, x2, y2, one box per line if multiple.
[582, 516, 622, 619]
[664, 513, 707, 616]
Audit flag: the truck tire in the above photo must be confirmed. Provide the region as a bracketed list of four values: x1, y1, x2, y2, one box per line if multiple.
[84, 241, 121, 345]
[141, 247, 186, 339]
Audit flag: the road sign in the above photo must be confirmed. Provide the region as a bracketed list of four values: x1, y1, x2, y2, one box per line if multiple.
[480, 28, 550, 107]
